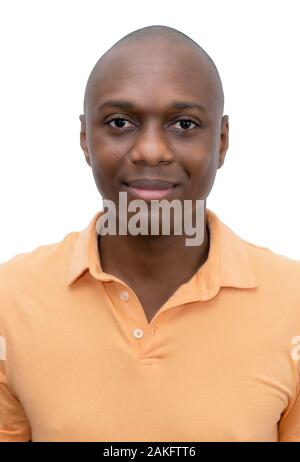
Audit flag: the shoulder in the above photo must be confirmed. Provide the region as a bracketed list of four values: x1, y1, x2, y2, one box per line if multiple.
[0, 231, 79, 296]
[241, 237, 300, 293]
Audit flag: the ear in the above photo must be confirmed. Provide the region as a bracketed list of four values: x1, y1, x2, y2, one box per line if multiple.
[218, 115, 229, 169]
[79, 114, 91, 167]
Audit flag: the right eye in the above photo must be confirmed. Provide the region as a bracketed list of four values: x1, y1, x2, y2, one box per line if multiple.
[106, 118, 134, 129]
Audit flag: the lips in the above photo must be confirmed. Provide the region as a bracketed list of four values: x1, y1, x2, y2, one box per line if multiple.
[122, 178, 179, 201]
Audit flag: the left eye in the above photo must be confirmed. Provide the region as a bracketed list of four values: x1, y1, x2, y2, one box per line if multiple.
[172, 119, 198, 130]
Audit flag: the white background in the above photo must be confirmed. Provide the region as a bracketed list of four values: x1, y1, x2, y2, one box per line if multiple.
[0, 0, 299, 262]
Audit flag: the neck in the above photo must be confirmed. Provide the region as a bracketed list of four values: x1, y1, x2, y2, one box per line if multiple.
[98, 208, 210, 286]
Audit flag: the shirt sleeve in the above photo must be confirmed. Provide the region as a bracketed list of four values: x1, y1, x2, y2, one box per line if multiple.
[278, 383, 300, 442]
[0, 342, 32, 442]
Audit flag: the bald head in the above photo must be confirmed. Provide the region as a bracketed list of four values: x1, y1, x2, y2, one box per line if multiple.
[83, 25, 224, 117]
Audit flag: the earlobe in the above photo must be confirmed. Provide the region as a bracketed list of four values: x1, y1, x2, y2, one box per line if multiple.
[218, 154, 225, 169]
[80, 133, 91, 167]
[218, 115, 229, 169]
[85, 154, 91, 167]
[79, 114, 91, 167]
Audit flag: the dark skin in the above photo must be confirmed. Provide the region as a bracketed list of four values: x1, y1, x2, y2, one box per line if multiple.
[79, 36, 229, 324]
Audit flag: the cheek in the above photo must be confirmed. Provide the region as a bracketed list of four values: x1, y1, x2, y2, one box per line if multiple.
[85, 123, 126, 200]
[185, 128, 221, 198]
[89, 151, 120, 200]
[87, 127, 128, 200]
[186, 150, 219, 199]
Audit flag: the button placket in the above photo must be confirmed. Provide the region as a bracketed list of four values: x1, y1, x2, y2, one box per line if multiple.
[113, 284, 156, 351]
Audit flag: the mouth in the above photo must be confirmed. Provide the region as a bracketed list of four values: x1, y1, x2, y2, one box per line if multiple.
[121, 178, 180, 201]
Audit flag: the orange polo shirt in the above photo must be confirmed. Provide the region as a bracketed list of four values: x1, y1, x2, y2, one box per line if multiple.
[0, 207, 300, 442]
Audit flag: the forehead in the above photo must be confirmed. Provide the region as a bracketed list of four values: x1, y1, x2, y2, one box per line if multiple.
[86, 40, 218, 117]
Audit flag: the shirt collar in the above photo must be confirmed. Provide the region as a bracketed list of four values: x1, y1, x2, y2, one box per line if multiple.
[66, 208, 258, 301]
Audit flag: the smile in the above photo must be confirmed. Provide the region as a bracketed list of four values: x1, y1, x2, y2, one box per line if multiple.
[123, 184, 178, 201]
[122, 178, 180, 201]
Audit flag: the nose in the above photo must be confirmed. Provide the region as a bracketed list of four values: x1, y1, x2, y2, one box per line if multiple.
[128, 123, 174, 166]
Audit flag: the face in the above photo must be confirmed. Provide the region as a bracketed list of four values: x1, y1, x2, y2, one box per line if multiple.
[79, 38, 229, 230]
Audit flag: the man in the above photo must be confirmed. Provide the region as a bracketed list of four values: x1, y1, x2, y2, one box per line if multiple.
[0, 25, 300, 442]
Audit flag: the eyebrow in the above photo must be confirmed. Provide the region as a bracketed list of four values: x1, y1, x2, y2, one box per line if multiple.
[96, 99, 207, 114]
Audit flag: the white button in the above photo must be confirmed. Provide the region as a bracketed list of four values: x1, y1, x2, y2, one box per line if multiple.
[119, 290, 129, 301]
[133, 328, 144, 339]
[0, 336, 6, 360]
